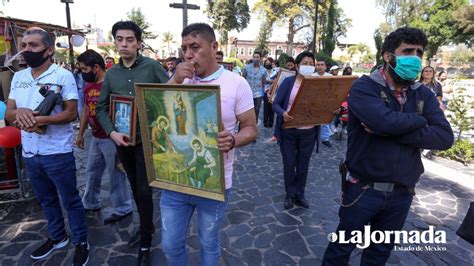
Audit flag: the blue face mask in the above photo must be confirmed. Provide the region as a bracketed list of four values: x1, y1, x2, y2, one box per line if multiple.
[389, 53, 422, 81]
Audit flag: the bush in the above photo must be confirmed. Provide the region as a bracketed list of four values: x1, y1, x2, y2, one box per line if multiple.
[437, 139, 474, 165]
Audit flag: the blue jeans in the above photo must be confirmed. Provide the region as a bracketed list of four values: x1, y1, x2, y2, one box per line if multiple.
[253, 97, 262, 123]
[25, 152, 87, 245]
[82, 137, 132, 215]
[322, 183, 414, 265]
[321, 124, 332, 141]
[160, 189, 230, 266]
[280, 127, 318, 199]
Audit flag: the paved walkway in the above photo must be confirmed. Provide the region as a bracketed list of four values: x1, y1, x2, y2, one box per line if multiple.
[0, 125, 473, 265]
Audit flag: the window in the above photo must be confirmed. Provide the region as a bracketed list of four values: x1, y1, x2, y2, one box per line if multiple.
[248, 48, 253, 56]
[240, 48, 245, 55]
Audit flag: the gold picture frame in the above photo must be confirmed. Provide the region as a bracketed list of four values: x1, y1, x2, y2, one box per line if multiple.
[135, 83, 226, 202]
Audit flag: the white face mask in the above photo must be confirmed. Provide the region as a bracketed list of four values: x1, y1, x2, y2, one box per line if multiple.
[298, 65, 315, 76]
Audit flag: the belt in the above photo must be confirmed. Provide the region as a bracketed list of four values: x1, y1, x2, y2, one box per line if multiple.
[364, 182, 415, 194]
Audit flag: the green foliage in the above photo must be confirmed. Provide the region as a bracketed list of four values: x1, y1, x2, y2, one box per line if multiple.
[127, 8, 158, 40]
[376, 0, 471, 59]
[206, 0, 250, 46]
[437, 139, 474, 165]
[321, 0, 336, 57]
[256, 20, 274, 56]
[253, 0, 350, 55]
[96, 43, 117, 57]
[445, 87, 474, 141]
[162, 32, 175, 56]
[373, 22, 392, 66]
[314, 52, 336, 68]
[55, 49, 80, 64]
[410, 0, 468, 59]
[276, 52, 289, 68]
[452, 5, 474, 46]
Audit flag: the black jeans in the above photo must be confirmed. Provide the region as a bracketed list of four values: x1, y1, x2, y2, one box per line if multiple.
[116, 144, 154, 248]
[279, 127, 318, 199]
[263, 95, 274, 127]
[253, 97, 262, 124]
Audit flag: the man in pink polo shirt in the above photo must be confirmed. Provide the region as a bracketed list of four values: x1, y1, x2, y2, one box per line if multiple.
[164, 23, 257, 265]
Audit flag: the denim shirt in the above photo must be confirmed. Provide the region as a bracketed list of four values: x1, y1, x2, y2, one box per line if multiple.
[243, 63, 267, 98]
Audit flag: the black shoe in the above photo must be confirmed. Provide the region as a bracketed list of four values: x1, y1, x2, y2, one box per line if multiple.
[104, 212, 132, 225]
[30, 236, 69, 260]
[137, 248, 151, 266]
[295, 198, 310, 209]
[322, 141, 332, 147]
[284, 198, 294, 210]
[73, 242, 89, 266]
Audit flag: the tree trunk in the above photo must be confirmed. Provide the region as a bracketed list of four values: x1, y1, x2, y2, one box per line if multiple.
[287, 17, 295, 56]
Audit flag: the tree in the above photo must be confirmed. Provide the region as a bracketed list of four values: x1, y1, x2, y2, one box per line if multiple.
[162, 32, 175, 57]
[373, 22, 392, 66]
[254, 0, 314, 55]
[346, 43, 371, 64]
[452, 5, 474, 46]
[376, 0, 471, 59]
[410, 0, 469, 59]
[255, 20, 273, 56]
[126, 8, 158, 40]
[254, 0, 350, 56]
[321, 0, 336, 57]
[206, 0, 250, 51]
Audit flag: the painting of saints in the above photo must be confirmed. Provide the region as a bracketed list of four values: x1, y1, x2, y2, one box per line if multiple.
[187, 138, 215, 188]
[173, 93, 187, 135]
[151, 116, 176, 154]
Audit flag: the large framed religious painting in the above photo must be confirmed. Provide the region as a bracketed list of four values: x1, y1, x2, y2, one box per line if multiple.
[135, 84, 225, 202]
[284, 74, 357, 128]
[110, 94, 137, 145]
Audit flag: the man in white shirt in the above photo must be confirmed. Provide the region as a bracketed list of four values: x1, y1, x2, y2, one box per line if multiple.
[312, 59, 333, 147]
[5, 27, 89, 265]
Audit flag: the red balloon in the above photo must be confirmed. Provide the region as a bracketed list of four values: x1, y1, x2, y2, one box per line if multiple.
[0, 126, 21, 148]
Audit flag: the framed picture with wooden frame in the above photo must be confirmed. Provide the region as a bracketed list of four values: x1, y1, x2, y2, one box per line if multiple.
[268, 68, 296, 103]
[135, 83, 226, 202]
[110, 94, 137, 145]
[284, 74, 357, 128]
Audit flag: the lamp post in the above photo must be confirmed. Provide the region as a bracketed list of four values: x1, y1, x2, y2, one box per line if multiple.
[60, 0, 74, 67]
[311, 0, 319, 54]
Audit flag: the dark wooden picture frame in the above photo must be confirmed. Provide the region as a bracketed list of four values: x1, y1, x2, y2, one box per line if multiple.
[110, 94, 137, 146]
[284, 74, 357, 128]
[268, 68, 296, 103]
[135, 83, 226, 202]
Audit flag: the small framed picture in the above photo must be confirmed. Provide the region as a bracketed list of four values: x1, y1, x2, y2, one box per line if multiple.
[110, 94, 137, 145]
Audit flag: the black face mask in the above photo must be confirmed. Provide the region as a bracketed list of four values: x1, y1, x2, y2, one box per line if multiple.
[22, 48, 49, 68]
[387, 58, 414, 86]
[81, 70, 96, 83]
[264, 64, 272, 70]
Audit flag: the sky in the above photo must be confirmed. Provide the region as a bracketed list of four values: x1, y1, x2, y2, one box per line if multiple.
[0, 0, 385, 50]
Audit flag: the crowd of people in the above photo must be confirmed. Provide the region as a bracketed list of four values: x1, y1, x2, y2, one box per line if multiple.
[4, 20, 455, 266]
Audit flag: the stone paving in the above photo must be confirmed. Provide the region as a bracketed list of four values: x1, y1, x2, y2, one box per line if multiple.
[0, 125, 473, 266]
